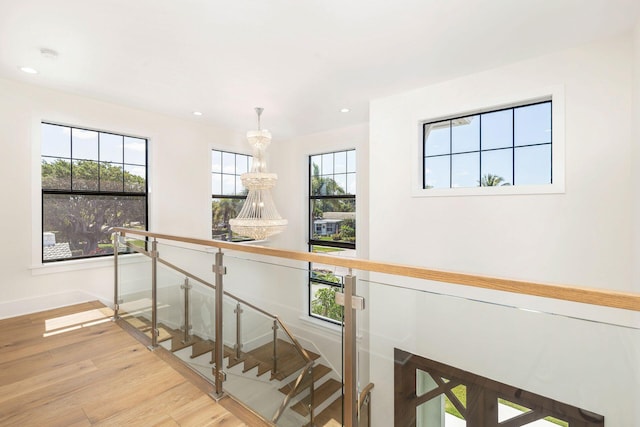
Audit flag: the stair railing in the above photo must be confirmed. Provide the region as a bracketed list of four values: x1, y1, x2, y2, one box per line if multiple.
[115, 232, 315, 422]
[113, 227, 640, 427]
[358, 382, 374, 426]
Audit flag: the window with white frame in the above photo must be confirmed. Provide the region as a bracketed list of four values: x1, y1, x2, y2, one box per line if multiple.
[41, 122, 148, 262]
[211, 149, 252, 241]
[423, 100, 552, 189]
[308, 149, 356, 323]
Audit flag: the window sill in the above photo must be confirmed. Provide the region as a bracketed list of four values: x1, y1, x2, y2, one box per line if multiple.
[411, 182, 564, 198]
[30, 253, 147, 276]
[298, 314, 363, 341]
[299, 314, 343, 335]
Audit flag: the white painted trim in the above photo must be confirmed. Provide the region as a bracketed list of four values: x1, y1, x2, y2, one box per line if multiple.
[30, 252, 147, 275]
[0, 289, 110, 320]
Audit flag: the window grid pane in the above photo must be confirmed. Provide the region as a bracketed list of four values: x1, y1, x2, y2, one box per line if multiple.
[212, 149, 252, 197]
[41, 123, 148, 263]
[211, 149, 253, 242]
[423, 100, 551, 189]
[309, 149, 356, 324]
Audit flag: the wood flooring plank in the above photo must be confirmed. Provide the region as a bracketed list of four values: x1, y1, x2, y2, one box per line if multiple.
[0, 405, 91, 427]
[171, 395, 246, 427]
[0, 301, 258, 427]
[0, 359, 97, 404]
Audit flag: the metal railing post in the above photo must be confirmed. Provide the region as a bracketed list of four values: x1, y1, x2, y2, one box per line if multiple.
[308, 365, 315, 425]
[272, 319, 279, 375]
[113, 232, 120, 320]
[181, 277, 191, 344]
[150, 238, 159, 349]
[234, 302, 242, 360]
[213, 249, 226, 398]
[344, 274, 358, 427]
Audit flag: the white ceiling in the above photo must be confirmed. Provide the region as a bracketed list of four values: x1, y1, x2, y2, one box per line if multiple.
[1, 0, 639, 138]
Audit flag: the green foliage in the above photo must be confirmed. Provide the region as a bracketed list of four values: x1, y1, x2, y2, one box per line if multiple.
[444, 385, 466, 419]
[212, 198, 246, 241]
[310, 285, 343, 321]
[42, 159, 145, 191]
[311, 164, 354, 217]
[444, 389, 569, 426]
[42, 159, 146, 257]
[312, 270, 341, 284]
[333, 218, 355, 242]
[479, 173, 511, 187]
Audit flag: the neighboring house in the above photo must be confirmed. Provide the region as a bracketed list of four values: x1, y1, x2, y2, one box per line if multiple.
[314, 219, 342, 236]
[314, 212, 356, 236]
[42, 232, 72, 260]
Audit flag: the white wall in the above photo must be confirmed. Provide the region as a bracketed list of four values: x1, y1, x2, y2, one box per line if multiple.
[269, 122, 369, 257]
[368, 34, 637, 425]
[0, 77, 244, 318]
[632, 21, 640, 424]
[248, 123, 370, 377]
[633, 22, 640, 290]
[370, 34, 633, 291]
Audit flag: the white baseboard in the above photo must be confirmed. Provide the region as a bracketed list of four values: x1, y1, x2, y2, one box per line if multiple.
[0, 290, 111, 320]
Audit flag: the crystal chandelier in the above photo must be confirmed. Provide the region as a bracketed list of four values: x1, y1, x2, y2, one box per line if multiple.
[229, 108, 287, 240]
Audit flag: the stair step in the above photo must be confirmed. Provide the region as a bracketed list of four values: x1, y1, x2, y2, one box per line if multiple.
[129, 317, 172, 343]
[227, 352, 246, 368]
[304, 396, 343, 427]
[238, 339, 320, 381]
[152, 327, 173, 343]
[292, 378, 342, 416]
[171, 333, 202, 352]
[278, 364, 332, 396]
[190, 340, 214, 358]
[242, 355, 262, 373]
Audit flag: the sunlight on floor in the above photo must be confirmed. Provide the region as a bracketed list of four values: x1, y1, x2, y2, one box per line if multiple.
[43, 307, 113, 337]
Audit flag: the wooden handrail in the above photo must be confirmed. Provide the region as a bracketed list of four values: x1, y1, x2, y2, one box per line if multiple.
[113, 228, 640, 312]
[358, 382, 375, 416]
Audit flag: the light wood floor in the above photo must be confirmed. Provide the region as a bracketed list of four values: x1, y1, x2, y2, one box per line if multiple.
[0, 301, 265, 426]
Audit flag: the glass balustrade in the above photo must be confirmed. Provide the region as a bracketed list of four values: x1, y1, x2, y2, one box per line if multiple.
[114, 234, 153, 335]
[113, 229, 640, 427]
[356, 274, 640, 427]
[114, 232, 345, 426]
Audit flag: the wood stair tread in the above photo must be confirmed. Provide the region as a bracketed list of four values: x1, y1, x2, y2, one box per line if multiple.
[190, 339, 214, 358]
[170, 333, 203, 352]
[291, 378, 342, 416]
[238, 339, 320, 381]
[304, 397, 343, 427]
[278, 364, 332, 396]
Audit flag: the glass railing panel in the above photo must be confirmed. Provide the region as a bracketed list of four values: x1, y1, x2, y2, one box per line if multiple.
[356, 274, 640, 427]
[115, 235, 153, 334]
[154, 247, 191, 348]
[222, 251, 344, 427]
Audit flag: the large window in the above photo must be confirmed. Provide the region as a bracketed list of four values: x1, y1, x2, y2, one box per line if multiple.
[41, 123, 147, 262]
[211, 149, 252, 241]
[309, 149, 356, 323]
[423, 100, 552, 189]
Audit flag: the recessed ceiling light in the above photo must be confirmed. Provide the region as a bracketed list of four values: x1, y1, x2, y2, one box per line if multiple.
[340, 108, 350, 113]
[20, 66, 38, 74]
[40, 48, 59, 59]
[193, 111, 203, 116]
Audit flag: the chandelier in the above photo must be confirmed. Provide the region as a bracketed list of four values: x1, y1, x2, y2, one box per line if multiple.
[229, 108, 288, 240]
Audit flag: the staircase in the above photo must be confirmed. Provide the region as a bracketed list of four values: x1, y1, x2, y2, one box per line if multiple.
[126, 315, 343, 426]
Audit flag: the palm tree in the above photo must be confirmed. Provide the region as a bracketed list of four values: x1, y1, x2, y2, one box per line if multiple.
[311, 164, 349, 217]
[480, 173, 510, 187]
[212, 198, 244, 240]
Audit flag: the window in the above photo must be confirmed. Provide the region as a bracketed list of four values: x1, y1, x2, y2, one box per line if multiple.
[309, 149, 356, 323]
[41, 123, 147, 262]
[211, 149, 252, 241]
[423, 100, 552, 189]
